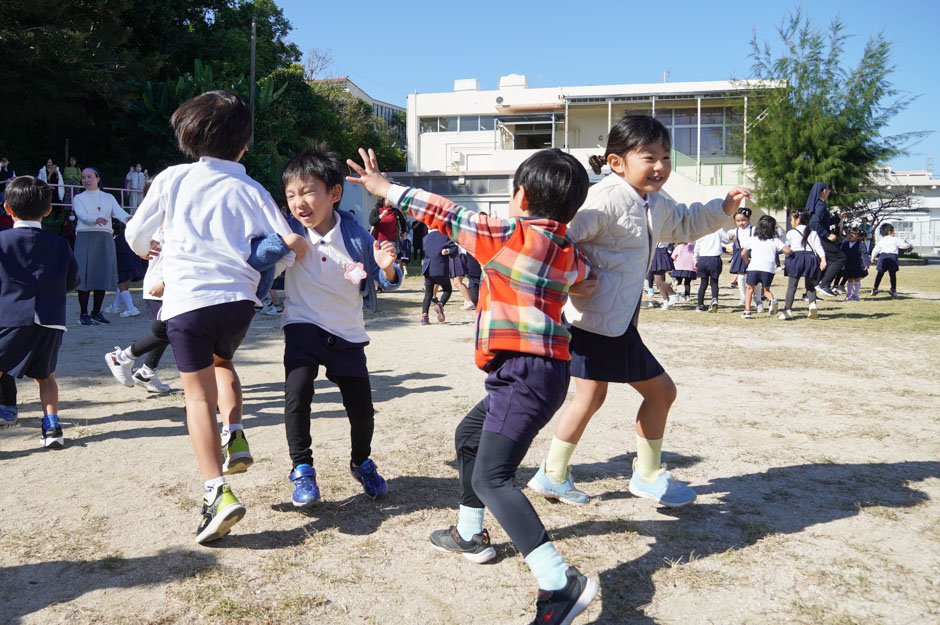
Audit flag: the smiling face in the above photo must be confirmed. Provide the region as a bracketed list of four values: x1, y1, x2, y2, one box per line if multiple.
[734, 213, 750, 228]
[284, 173, 342, 235]
[81, 168, 99, 190]
[609, 142, 671, 197]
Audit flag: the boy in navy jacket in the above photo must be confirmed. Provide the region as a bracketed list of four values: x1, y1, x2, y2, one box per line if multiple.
[420, 229, 456, 324]
[0, 176, 79, 445]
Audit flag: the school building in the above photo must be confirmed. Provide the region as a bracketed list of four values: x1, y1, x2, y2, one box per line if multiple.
[870, 166, 940, 255]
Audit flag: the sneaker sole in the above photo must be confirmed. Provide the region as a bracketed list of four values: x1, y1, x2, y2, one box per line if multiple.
[430, 542, 496, 564]
[526, 476, 590, 506]
[195, 503, 246, 544]
[708, 305, 718, 313]
[292, 497, 320, 508]
[628, 482, 697, 508]
[41, 436, 64, 449]
[434, 305, 445, 323]
[559, 576, 600, 625]
[808, 308, 819, 319]
[222, 453, 254, 475]
[135, 380, 171, 393]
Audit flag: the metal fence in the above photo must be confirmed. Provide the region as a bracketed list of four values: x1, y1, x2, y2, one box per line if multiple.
[47, 183, 142, 212]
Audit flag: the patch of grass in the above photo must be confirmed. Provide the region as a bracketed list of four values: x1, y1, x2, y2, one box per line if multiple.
[159, 482, 197, 510]
[280, 593, 329, 615]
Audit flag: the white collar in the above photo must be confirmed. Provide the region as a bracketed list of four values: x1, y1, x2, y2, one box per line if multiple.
[198, 156, 246, 175]
[307, 211, 341, 244]
[13, 220, 42, 229]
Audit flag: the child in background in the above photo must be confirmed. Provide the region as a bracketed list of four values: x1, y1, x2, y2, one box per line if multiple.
[420, 229, 456, 324]
[125, 91, 303, 544]
[650, 242, 680, 309]
[727, 207, 755, 305]
[670, 242, 696, 301]
[693, 228, 730, 313]
[0, 177, 79, 444]
[840, 227, 870, 301]
[779, 209, 827, 320]
[870, 223, 911, 298]
[348, 147, 598, 625]
[741, 215, 786, 318]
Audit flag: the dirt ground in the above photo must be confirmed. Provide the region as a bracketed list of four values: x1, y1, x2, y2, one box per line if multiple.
[1, 268, 938, 625]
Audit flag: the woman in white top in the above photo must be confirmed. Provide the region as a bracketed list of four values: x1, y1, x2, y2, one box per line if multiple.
[779, 209, 828, 319]
[72, 167, 131, 325]
[741, 215, 788, 318]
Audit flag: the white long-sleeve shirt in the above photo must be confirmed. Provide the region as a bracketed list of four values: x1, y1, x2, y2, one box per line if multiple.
[72, 189, 131, 233]
[870, 234, 911, 259]
[785, 225, 825, 259]
[125, 157, 295, 320]
[693, 229, 731, 261]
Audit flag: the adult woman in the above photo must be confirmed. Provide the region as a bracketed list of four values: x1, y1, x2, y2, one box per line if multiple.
[72, 167, 131, 325]
[805, 182, 846, 296]
[63, 156, 81, 201]
[38, 158, 65, 203]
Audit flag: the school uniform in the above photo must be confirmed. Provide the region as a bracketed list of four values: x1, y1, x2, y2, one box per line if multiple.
[421, 229, 457, 313]
[693, 229, 729, 280]
[729, 225, 754, 274]
[0, 221, 79, 379]
[650, 242, 674, 273]
[784, 226, 825, 278]
[870, 235, 910, 273]
[840, 240, 869, 279]
[743, 237, 785, 287]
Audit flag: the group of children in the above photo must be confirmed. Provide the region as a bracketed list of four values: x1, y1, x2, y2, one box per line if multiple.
[0, 92, 910, 624]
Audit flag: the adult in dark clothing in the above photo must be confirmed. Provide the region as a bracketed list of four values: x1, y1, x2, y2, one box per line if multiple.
[368, 199, 407, 251]
[805, 182, 845, 296]
[420, 230, 456, 324]
[411, 219, 428, 261]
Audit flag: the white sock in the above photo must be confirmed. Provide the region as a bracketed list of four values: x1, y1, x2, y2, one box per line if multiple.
[738, 279, 746, 301]
[110, 291, 122, 308]
[204, 476, 226, 496]
[120, 346, 136, 363]
[138, 364, 156, 377]
[120, 290, 135, 310]
[221, 423, 243, 438]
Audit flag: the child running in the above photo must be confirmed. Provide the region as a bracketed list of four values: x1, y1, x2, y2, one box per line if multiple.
[348, 147, 598, 625]
[741, 215, 786, 318]
[0, 176, 79, 445]
[420, 228, 456, 324]
[528, 114, 748, 509]
[650, 242, 680, 309]
[693, 228, 730, 313]
[670, 242, 696, 301]
[840, 227, 870, 301]
[727, 207, 755, 305]
[870, 223, 911, 298]
[125, 91, 304, 544]
[779, 209, 826, 320]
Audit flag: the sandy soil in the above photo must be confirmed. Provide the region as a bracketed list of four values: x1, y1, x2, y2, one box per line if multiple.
[1, 274, 938, 625]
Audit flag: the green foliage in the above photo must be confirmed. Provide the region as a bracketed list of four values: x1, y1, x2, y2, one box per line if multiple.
[741, 10, 925, 214]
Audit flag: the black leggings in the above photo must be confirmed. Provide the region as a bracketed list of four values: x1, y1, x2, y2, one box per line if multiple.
[422, 275, 452, 315]
[77, 290, 105, 316]
[455, 401, 549, 558]
[873, 270, 896, 291]
[697, 278, 719, 306]
[0, 373, 16, 407]
[818, 241, 846, 289]
[129, 320, 170, 370]
[284, 362, 375, 468]
[676, 276, 692, 297]
[785, 276, 818, 310]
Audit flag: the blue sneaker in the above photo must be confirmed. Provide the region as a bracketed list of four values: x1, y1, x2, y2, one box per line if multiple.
[526, 461, 590, 505]
[289, 464, 320, 507]
[0, 405, 17, 426]
[628, 459, 696, 507]
[350, 458, 388, 498]
[41, 414, 64, 449]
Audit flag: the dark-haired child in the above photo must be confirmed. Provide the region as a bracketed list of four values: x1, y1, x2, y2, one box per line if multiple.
[741, 215, 787, 318]
[840, 227, 870, 301]
[693, 228, 729, 313]
[651, 243, 680, 309]
[530, 113, 747, 511]
[870, 223, 911, 298]
[253, 142, 401, 507]
[780, 209, 827, 320]
[670, 242, 696, 301]
[125, 90, 305, 544]
[727, 207, 755, 305]
[349, 147, 598, 625]
[0, 176, 79, 444]
[420, 229, 456, 324]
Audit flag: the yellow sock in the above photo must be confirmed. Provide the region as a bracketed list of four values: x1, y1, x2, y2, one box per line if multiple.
[545, 436, 578, 482]
[635, 435, 663, 481]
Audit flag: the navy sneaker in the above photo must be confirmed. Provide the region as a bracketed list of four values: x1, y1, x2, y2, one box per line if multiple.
[41, 414, 64, 449]
[79, 314, 93, 326]
[91, 312, 111, 324]
[289, 464, 321, 507]
[350, 458, 388, 497]
[531, 567, 599, 625]
[0, 405, 17, 426]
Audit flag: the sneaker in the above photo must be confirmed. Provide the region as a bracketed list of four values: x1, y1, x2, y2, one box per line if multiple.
[460, 301, 475, 311]
[741, 310, 752, 319]
[662, 294, 680, 310]
[808, 302, 819, 319]
[756, 302, 764, 313]
[628, 459, 696, 507]
[79, 314, 93, 326]
[91, 312, 110, 324]
[40, 414, 64, 449]
[768, 299, 778, 315]
[738, 298, 746, 306]
[708, 299, 718, 313]
[433, 302, 445, 323]
[289, 464, 321, 507]
[0, 405, 18, 426]
[103, 303, 123, 314]
[195, 484, 246, 544]
[133, 369, 171, 393]
[119, 307, 141, 317]
[350, 458, 388, 497]
[420, 314, 430, 326]
[261, 302, 280, 316]
[105, 346, 135, 387]
[870, 288, 880, 296]
[429, 526, 496, 563]
[221, 429, 254, 475]
[646, 300, 658, 308]
[889, 290, 898, 299]
[526, 461, 590, 506]
[532, 567, 599, 625]
[682, 295, 691, 302]
[778, 310, 794, 320]
[801, 294, 810, 302]
[815, 285, 836, 297]
[695, 305, 707, 312]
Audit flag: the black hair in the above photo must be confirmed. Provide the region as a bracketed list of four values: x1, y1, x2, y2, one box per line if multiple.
[735, 207, 752, 218]
[512, 148, 588, 223]
[790, 208, 813, 248]
[588, 114, 671, 175]
[879, 223, 894, 236]
[281, 141, 345, 209]
[754, 214, 777, 240]
[170, 90, 252, 161]
[4, 176, 51, 220]
[375, 199, 385, 209]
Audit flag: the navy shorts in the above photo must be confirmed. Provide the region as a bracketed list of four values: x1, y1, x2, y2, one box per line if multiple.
[696, 255, 722, 279]
[876, 253, 899, 272]
[0, 325, 64, 379]
[165, 300, 255, 373]
[746, 270, 774, 287]
[566, 320, 665, 384]
[481, 352, 569, 446]
[145, 299, 163, 323]
[283, 322, 369, 379]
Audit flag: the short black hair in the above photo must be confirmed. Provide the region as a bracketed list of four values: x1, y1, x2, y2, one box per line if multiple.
[879, 223, 894, 236]
[170, 90, 252, 161]
[589, 114, 672, 174]
[281, 141, 345, 209]
[754, 214, 777, 240]
[512, 148, 588, 223]
[4, 176, 51, 220]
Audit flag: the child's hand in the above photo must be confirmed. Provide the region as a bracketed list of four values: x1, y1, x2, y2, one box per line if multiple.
[346, 148, 392, 200]
[441, 248, 450, 255]
[282, 233, 308, 260]
[722, 187, 751, 214]
[373, 240, 397, 270]
[820, 259, 828, 271]
[148, 282, 165, 298]
[569, 278, 598, 297]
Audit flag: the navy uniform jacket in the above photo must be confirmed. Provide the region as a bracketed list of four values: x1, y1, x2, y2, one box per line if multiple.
[0, 226, 80, 327]
[421, 230, 457, 278]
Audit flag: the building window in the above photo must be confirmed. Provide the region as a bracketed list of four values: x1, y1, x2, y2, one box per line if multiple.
[656, 106, 742, 157]
[460, 116, 479, 132]
[421, 115, 498, 134]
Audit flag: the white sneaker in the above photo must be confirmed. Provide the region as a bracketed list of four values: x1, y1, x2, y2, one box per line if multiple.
[708, 299, 719, 313]
[133, 369, 171, 393]
[261, 302, 280, 316]
[119, 307, 141, 317]
[682, 295, 691, 302]
[778, 310, 794, 320]
[105, 346, 135, 387]
[768, 299, 778, 315]
[103, 304, 123, 314]
[756, 302, 765, 313]
[662, 294, 679, 310]
[808, 302, 819, 319]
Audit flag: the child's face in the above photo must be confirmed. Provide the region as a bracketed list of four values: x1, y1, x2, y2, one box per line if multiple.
[611, 142, 671, 197]
[285, 174, 342, 235]
[735, 213, 750, 228]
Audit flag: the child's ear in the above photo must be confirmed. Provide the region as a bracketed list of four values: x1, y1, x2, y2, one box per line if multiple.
[331, 184, 343, 205]
[42, 205, 52, 218]
[517, 186, 529, 211]
[607, 153, 627, 176]
[3, 203, 12, 217]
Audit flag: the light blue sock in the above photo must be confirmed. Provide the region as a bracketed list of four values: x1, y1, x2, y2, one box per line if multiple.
[524, 542, 568, 591]
[455, 505, 485, 541]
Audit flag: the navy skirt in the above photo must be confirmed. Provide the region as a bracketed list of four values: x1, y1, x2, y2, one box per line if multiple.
[0, 326, 63, 379]
[115, 232, 144, 283]
[565, 318, 664, 384]
[784, 251, 820, 279]
[876, 253, 899, 272]
[650, 247, 674, 273]
[448, 253, 468, 277]
[843, 249, 866, 279]
[671, 269, 697, 280]
[729, 248, 748, 274]
[696, 255, 722, 279]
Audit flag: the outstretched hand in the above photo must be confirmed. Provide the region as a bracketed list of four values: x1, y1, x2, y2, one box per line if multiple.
[346, 148, 392, 200]
[373, 240, 397, 270]
[723, 186, 752, 215]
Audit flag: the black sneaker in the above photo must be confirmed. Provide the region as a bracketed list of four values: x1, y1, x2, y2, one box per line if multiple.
[815, 285, 836, 297]
[91, 312, 111, 324]
[195, 484, 246, 544]
[531, 567, 599, 625]
[429, 526, 496, 563]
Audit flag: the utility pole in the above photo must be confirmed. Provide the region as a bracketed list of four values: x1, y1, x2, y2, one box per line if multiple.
[249, 15, 256, 147]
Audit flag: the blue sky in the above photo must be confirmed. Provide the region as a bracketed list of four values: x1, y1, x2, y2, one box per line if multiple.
[276, 0, 938, 173]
